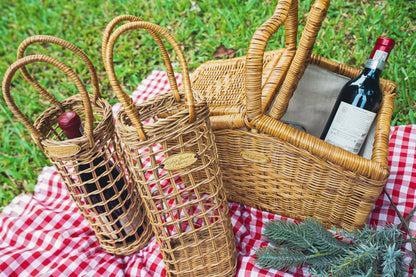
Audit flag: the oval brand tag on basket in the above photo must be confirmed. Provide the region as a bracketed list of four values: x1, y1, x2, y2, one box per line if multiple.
[240, 150, 270, 164]
[45, 145, 81, 158]
[162, 152, 197, 171]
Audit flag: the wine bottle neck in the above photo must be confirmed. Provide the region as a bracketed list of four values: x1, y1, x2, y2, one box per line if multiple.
[58, 111, 83, 139]
[367, 37, 394, 72]
[362, 61, 382, 80]
[365, 59, 385, 71]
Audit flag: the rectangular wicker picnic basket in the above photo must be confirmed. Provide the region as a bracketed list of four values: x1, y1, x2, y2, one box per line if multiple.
[190, 0, 397, 231]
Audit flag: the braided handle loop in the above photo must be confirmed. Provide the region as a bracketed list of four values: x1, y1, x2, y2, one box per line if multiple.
[17, 35, 101, 111]
[246, 0, 330, 122]
[102, 15, 181, 101]
[103, 20, 195, 141]
[2, 55, 95, 149]
[268, 0, 331, 120]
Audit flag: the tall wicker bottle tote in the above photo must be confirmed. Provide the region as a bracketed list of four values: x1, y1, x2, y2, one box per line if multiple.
[3, 39, 152, 255]
[103, 19, 237, 276]
[192, 0, 398, 231]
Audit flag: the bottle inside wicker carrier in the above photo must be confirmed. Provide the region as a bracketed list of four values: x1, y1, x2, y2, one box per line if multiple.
[58, 110, 143, 242]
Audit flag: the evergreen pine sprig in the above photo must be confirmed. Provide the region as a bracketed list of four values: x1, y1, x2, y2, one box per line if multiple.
[304, 218, 349, 256]
[255, 218, 409, 276]
[313, 243, 380, 277]
[257, 218, 351, 272]
[255, 247, 308, 271]
[263, 219, 320, 252]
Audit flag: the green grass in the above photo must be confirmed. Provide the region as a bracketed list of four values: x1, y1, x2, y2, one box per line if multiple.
[0, 0, 415, 208]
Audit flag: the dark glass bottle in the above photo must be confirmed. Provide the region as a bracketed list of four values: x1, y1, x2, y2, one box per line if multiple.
[58, 111, 142, 242]
[320, 36, 395, 154]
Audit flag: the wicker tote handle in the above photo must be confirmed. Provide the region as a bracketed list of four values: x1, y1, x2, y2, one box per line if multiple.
[104, 21, 195, 141]
[16, 35, 101, 112]
[2, 55, 95, 150]
[102, 15, 181, 101]
[246, 0, 330, 122]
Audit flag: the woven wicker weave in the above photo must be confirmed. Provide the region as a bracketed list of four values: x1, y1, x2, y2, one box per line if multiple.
[190, 0, 397, 231]
[103, 17, 237, 276]
[3, 37, 153, 255]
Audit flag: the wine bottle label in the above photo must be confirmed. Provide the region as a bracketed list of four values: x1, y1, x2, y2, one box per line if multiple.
[366, 49, 388, 70]
[366, 59, 385, 71]
[96, 205, 140, 240]
[324, 101, 376, 154]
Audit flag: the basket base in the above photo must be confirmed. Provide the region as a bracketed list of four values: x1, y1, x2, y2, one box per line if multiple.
[165, 226, 237, 277]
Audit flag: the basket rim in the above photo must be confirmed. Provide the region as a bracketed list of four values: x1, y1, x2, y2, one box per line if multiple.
[34, 94, 114, 149]
[116, 93, 210, 141]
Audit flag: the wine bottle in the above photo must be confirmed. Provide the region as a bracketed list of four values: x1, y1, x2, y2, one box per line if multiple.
[58, 111, 143, 242]
[320, 36, 395, 154]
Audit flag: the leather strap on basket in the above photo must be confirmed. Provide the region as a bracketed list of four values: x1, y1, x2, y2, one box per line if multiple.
[16, 35, 102, 111]
[103, 20, 195, 141]
[2, 55, 95, 150]
[246, 0, 330, 122]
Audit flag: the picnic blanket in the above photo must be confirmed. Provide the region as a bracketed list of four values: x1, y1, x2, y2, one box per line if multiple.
[1, 71, 415, 276]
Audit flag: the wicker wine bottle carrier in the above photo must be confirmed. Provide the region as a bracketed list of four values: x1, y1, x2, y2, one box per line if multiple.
[190, 0, 398, 231]
[102, 17, 237, 277]
[2, 36, 153, 255]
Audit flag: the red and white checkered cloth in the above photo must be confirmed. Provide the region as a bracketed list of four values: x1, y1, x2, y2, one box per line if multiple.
[1, 71, 415, 276]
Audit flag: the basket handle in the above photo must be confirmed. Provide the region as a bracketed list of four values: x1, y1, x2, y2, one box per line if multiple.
[246, 0, 330, 122]
[103, 21, 195, 141]
[268, 0, 330, 120]
[2, 55, 95, 150]
[257, 0, 299, 112]
[16, 35, 101, 111]
[243, 0, 391, 180]
[102, 15, 181, 100]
